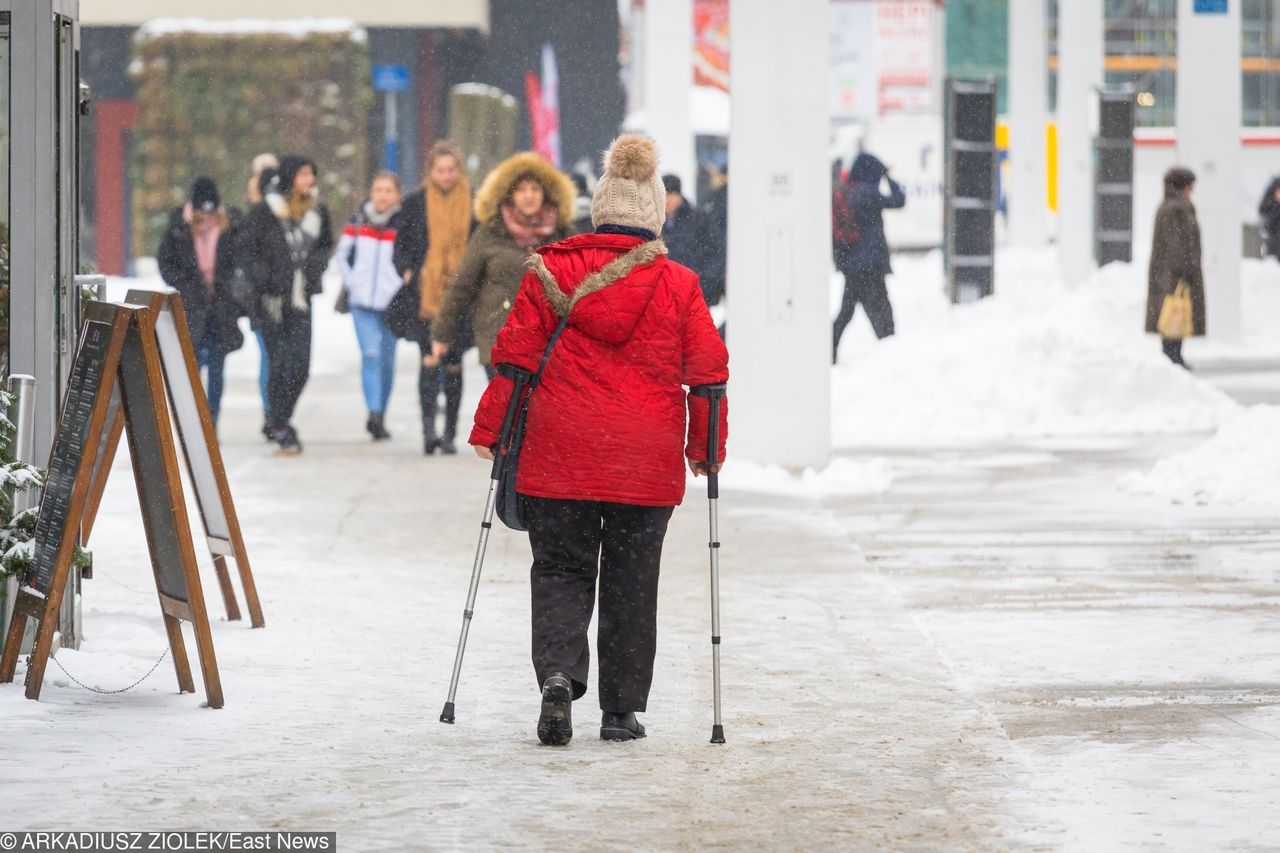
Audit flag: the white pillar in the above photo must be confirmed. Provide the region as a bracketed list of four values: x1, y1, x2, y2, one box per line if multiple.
[727, 0, 830, 469]
[1007, 0, 1050, 247]
[1056, 0, 1103, 283]
[1177, 0, 1242, 341]
[643, 0, 696, 197]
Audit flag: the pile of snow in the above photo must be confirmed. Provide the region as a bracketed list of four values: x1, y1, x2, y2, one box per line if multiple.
[137, 19, 366, 41]
[1122, 405, 1280, 505]
[832, 249, 1240, 446]
[705, 457, 893, 497]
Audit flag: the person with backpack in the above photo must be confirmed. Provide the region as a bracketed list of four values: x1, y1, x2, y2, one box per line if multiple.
[831, 152, 905, 362]
[468, 134, 729, 746]
[337, 171, 403, 440]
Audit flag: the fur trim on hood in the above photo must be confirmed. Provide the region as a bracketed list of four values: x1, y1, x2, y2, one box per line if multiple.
[526, 239, 668, 318]
[474, 151, 577, 228]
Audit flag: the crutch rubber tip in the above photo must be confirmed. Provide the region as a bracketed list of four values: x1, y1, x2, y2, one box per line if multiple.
[710, 725, 725, 744]
[440, 702, 456, 724]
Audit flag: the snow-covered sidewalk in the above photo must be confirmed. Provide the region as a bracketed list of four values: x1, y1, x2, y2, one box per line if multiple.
[5, 271, 1280, 848]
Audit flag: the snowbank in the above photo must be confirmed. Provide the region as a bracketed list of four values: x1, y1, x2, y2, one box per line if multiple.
[137, 19, 366, 42]
[1122, 405, 1280, 505]
[832, 249, 1239, 446]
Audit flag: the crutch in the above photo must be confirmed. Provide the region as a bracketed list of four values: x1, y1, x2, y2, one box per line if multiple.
[692, 382, 728, 744]
[440, 367, 533, 724]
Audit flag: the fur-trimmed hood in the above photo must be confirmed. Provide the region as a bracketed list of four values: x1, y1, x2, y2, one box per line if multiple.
[474, 151, 577, 228]
[526, 233, 668, 345]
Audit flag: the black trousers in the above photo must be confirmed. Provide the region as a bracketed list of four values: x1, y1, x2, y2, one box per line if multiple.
[261, 309, 312, 431]
[833, 268, 895, 359]
[417, 339, 463, 440]
[524, 497, 675, 713]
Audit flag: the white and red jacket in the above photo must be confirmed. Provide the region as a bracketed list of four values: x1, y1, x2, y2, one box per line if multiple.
[336, 201, 401, 311]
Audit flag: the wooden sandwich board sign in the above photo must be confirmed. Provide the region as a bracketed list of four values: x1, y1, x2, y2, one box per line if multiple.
[80, 289, 264, 628]
[0, 302, 224, 708]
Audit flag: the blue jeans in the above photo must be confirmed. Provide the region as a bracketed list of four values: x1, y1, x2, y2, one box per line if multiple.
[351, 306, 397, 414]
[195, 319, 226, 423]
[255, 329, 270, 419]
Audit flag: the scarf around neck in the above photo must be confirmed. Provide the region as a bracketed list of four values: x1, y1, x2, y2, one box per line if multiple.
[184, 202, 225, 294]
[501, 202, 558, 250]
[419, 177, 473, 320]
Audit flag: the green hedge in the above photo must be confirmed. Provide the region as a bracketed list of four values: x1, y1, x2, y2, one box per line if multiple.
[130, 26, 373, 259]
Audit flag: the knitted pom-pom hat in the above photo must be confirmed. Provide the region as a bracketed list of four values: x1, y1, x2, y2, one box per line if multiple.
[591, 134, 666, 235]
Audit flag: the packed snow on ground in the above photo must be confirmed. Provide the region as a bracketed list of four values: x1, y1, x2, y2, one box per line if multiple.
[1122, 404, 1280, 505]
[707, 456, 893, 497]
[830, 249, 1260, 447]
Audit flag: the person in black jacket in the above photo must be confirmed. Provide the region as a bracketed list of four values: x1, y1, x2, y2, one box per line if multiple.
[1259, 176, 1280, 261]
[392, 140, 475, 455]
[698, 164, 728, 309]
[661, 174, 704, 273]
[239, 155, 335, 454]
[832, 152, 905, 362]
[156, 177, 245, 425]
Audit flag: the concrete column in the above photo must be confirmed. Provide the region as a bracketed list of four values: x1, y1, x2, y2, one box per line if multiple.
[1007, 0, 1050, 247]
[1056, 0, 1103, 283]
[727, 0, 830, 468]
[643, 0, 696, 196]
[1176, 0, 1242, 341]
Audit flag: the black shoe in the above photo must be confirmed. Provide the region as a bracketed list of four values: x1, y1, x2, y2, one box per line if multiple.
[367, 413, 391, 441]
[537, 673, 574, 746]
[262, 422, 274, 442]
[423, 422, 440, 455]
[439, 436, 457, 455]
[274, 426, 303, 455]
[600, 711, 646, 742]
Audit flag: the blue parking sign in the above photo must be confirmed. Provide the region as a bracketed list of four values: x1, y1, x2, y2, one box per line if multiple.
[1193, 0, 1227, 13]
[373, 64, 410, 93]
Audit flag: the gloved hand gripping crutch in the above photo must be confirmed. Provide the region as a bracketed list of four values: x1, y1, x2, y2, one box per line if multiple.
[440, 365, 534, 724]
[691, 382, 728, 744]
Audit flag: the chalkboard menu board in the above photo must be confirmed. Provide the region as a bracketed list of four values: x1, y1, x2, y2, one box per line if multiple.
[1, 302, 225, 708]
[25, 319, 114, 595]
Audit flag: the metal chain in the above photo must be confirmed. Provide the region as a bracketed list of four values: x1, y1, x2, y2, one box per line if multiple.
[47, 647, 170, 695]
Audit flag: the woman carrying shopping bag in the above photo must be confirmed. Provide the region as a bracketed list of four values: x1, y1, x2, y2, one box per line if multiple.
[1146, 167, 1205, 368]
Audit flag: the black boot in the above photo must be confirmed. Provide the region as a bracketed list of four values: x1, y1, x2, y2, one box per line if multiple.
[537, 673, 574, 746]
[367, 412, 391, 441]
[600, 711, 646, 742]
[422, 420, 440, 455]
[440, 367, 463, 455]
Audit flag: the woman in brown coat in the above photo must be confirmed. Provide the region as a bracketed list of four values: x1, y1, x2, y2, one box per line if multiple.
[425, 151, 576, 379]
[1146, 167, 1205, 367]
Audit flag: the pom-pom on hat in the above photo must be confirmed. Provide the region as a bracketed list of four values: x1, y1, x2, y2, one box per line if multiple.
[591, 134, 666, 236]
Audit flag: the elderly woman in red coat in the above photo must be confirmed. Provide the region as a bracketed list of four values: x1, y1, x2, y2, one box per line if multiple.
[470, 135, 730, 747]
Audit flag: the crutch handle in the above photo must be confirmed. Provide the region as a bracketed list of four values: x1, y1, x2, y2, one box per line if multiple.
[492, 364, 534, 480]
[691, 383, 727, 499]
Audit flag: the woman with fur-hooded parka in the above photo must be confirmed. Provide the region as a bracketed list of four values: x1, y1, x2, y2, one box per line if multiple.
[428, 152, 576, 369]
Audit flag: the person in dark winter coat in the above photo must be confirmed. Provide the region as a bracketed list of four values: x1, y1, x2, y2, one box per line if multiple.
[239, 155, 335, 454]
[156, 177, 246, 424]
[1146, 167, 1205, 367]
[337, 171, 403, 440]
[244, 155, 279, 437]
[1258, 176, 1280, 261]
[831, 152, 905, 361]
[470, 134, 730, 747]
[392, 141, 475, 455]
[425, 151, 576, 378]
[661, 173, 704, 273]
[698, 163, 728, 307]
[570, 172, 594, 235]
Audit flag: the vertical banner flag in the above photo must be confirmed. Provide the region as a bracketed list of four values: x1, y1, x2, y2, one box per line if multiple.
[525, 44, 562, 166]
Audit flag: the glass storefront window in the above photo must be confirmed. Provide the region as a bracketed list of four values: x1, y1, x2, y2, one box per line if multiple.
[1, 12, 10, 379]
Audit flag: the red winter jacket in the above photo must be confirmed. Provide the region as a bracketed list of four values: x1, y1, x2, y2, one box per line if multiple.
[469, 232, 729, 507]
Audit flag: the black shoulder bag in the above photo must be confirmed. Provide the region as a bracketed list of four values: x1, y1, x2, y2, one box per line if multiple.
[495, 312, 571, 531]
